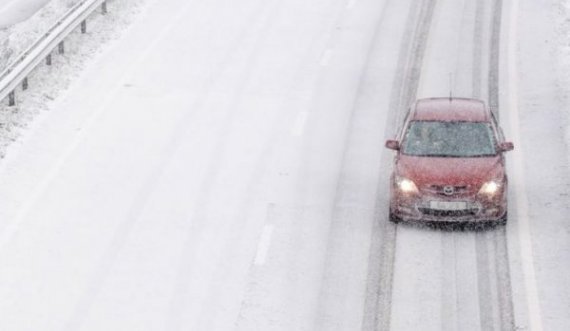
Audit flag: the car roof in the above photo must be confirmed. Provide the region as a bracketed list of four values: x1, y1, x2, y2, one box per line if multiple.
[411, 97, 490, 122]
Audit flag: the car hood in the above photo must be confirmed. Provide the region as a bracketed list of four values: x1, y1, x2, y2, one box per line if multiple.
[396, 154, 503, 188]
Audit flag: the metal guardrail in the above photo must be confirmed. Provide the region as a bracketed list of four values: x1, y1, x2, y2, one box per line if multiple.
[0, 0, 109, 106]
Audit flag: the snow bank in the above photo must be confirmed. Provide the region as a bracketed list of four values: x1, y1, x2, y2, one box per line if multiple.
[0, 1, 80, 72]
[0, 0, 150, 158]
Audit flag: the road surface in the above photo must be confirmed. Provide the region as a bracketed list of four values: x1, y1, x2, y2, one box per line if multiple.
[0, 0, 568, 330]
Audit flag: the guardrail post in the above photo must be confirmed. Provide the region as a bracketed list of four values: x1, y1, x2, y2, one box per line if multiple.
[58, 41, 65, 54]
[22, 78, 28, 91]
[102, 1, 108, 14]
[81, 20, 87, 33]
[46, 54, 52, 66]
[8, 91, 15, 106]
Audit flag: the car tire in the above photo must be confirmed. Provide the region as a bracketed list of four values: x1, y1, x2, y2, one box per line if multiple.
[389, 211, 400, 224]
[497, 212, 508, 226]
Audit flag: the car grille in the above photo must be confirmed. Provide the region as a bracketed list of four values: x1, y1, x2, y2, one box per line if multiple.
[425, 185, 471, 196]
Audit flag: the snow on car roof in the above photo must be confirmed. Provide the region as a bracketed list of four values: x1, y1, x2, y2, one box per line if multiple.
[412, 97, 489, 122]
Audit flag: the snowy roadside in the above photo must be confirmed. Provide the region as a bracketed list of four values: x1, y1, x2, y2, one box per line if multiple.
[0, 0, 80, 71]
[0, 0, 150, 158]
[558, 0, 570, 165]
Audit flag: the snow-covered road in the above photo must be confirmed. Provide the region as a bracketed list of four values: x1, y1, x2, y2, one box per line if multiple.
[0, 0, 568, 330]
[388, 1, 515, 330]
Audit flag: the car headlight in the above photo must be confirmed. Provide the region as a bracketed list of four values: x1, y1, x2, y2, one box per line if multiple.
[479, 181, 500, 195]
[396, 176, 418, 193]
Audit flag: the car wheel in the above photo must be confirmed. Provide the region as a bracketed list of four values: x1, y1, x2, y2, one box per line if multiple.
[389, 211, 400, 224]
[497, 212, 508, 226]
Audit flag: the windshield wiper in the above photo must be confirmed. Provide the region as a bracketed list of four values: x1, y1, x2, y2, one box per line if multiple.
[404, 153, 497, 158]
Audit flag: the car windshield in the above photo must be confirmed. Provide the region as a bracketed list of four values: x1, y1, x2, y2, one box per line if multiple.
[402, 121, 496, 157]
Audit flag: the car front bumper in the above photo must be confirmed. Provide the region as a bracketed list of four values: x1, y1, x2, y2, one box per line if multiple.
[390, 193, 507, 223]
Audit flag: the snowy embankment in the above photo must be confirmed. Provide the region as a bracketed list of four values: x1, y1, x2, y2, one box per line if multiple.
[559, 1, 570, 161]
[0, 0, 148, 158]
[0, 0, 79, 72]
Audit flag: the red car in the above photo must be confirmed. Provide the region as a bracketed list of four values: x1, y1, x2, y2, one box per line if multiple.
[385, 97, 514, 226]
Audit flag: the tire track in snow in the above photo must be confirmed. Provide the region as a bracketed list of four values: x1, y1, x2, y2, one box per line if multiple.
[473, 0, 514, 330]
[488, 0, 503, 112]
[505, 0, 544, 329]
[485, 0, 516, 329]
[361, 0, 437, 329]
[472, 5, 492, 328]
[310, 0, 390, 328]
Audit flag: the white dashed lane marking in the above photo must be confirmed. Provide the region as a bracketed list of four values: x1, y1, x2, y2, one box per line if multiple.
[320, 49, 333, 66]
[254, 225, 274, 266]
[291, 111, 308, 136]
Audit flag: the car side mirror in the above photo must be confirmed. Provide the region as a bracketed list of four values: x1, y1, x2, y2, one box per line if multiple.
[385, 140, 400, 151]
[499, 141, 514, 152]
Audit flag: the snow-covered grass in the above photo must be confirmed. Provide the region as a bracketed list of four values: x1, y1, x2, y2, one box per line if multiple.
[0, 1, 80, 71]
[0, 0, 150, 158]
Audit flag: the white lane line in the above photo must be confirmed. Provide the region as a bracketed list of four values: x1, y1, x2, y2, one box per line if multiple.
[291, 111, 308, 136]
[508, 1, 543, 330]
[346, 0, 357, 10]
[254, 225, 274, 266]
[320, 49, 333, 66]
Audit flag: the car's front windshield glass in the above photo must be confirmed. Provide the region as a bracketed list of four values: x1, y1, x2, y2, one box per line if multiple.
[402, 121, 496, 157]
